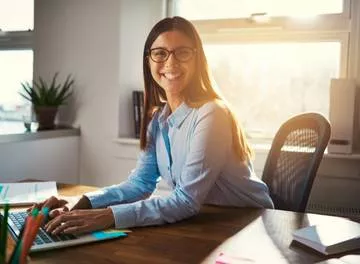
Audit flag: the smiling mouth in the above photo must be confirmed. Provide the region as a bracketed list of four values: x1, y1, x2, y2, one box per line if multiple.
[162, 72, 183, 80]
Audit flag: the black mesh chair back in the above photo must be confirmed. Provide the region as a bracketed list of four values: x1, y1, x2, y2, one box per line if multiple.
[262, 113, 331, 213]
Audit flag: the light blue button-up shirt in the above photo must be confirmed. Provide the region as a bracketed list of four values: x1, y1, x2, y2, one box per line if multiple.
[86, 101, 274, 229]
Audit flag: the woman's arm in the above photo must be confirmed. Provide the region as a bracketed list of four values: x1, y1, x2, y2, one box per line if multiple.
[85, 116, 161, 209]
[109, 103, 233, 228]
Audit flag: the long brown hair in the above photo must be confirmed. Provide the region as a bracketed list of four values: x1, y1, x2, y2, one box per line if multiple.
[141, 16, 253, 162]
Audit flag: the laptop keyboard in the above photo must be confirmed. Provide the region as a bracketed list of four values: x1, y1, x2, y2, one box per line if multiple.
[9, 211, 77, 245]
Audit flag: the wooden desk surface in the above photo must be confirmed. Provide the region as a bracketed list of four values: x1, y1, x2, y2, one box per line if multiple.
[7, 183, 360, 264]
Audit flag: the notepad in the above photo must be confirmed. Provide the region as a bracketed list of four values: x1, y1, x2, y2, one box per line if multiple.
[0, 181, 58, 206]
[292, 220, 360, 255]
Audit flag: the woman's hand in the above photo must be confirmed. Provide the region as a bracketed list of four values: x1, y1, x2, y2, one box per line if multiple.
[27, 195, 93, 219]
[45, 208, 115, 235]
[27, 196, 70, 218]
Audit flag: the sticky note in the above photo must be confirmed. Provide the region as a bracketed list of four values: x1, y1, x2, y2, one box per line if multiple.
[91, 230, 127, 240]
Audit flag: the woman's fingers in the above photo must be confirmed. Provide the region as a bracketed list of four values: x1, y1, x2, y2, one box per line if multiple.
[49, 206, 69, 218]
[44, 209, 114, 235]
[27, 196, 69, 215]
[45, 213, 74, 233]
[26, 201, 45, 213]
[43, 196, 67, 210]
[52, 219, 84, 235]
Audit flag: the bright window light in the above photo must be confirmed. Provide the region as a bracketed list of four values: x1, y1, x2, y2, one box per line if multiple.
[205, 42, 340, 138]
[0, 50, 33, 126]
[174, 0, 343, 20]
[0, 0, 34, 31]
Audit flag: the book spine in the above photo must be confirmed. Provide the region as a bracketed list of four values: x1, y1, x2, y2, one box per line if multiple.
[139, 91, 144, 136]
[132, 91, 144, 139]
[132, 91, 140, 138]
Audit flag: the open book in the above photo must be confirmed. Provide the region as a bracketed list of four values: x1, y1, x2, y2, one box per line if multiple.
[292, 220, 360, 255]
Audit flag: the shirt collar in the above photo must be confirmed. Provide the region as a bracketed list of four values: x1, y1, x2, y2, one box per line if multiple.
[158, 102, 192, 129]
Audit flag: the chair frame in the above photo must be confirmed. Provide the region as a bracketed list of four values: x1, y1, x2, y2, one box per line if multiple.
[262, 112, 331, 212]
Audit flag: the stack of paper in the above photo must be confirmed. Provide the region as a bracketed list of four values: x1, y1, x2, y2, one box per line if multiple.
[0, 181, 58, 206]
[292, 220, 360, 255]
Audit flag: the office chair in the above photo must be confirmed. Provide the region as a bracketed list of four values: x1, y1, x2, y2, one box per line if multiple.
[262, 113, 331, 213]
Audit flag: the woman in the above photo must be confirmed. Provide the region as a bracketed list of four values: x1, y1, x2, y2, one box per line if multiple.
[34, 16, 273, 235]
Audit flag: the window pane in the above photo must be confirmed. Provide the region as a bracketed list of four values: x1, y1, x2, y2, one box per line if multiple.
[0, 0, 34, 31]
[0, 50, 33, 133]
[175, 0, 343, 20]
[205, 42, 340, 138]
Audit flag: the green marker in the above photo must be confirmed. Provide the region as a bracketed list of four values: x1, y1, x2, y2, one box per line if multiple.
[0, 203, 10, 263]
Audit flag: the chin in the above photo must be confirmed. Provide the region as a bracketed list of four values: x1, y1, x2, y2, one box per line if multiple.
[164, 85, 186, 95]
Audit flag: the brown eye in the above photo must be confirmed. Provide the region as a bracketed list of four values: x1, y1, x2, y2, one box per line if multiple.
[150, 48, 169, 62]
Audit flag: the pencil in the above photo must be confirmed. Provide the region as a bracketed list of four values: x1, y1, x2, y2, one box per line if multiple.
[0, 203, 9, 263]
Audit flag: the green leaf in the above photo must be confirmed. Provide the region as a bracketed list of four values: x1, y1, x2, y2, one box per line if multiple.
[19, 73, 74, 106]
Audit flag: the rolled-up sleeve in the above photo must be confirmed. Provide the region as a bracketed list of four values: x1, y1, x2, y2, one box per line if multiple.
[85, 117, 161, 209]
[109, 103, 233, 228]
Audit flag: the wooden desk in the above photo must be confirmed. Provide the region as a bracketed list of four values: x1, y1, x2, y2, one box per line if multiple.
[7, 183, 360, 264]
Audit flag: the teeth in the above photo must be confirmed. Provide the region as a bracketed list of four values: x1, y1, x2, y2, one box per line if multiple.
[163, 72, 182, 80]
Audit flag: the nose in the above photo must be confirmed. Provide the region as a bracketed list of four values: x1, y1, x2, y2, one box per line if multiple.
[164, 52, 179, 68]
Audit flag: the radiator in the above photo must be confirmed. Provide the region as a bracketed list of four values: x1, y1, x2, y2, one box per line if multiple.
[307, 202, 360, 219]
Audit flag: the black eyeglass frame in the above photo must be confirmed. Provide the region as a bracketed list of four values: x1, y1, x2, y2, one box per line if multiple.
[148, 47, 197, 63]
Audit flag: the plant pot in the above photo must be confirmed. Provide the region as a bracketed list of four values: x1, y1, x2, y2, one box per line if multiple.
[34, 106, 58, 130]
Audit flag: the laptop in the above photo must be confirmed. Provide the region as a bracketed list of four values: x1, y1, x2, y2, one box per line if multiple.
[3, 210, 128, 253]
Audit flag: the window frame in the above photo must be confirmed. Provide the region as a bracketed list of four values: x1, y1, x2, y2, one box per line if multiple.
[166, 0, 360, 141]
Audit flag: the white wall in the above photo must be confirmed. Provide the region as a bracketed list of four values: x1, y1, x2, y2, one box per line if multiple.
[0, 137, 79, 184]
[34, 0, 163, 186]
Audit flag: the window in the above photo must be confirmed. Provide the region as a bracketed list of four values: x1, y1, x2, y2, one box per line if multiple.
[0, 0, 34, 133]
[173, 0, 344, 20]
[168, 0, 351, 139]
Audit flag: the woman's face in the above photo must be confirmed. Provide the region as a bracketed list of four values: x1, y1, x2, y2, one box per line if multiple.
[148, 30, 196, 99]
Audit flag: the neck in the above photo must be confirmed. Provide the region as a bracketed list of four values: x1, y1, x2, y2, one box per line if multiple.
[166, 93, 184, 113]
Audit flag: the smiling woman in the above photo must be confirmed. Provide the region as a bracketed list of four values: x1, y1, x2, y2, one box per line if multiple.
[29, 16, 273, 235]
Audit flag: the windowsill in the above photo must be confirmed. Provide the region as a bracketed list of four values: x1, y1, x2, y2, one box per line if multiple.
[113, 137, 140, 145]
[0, 125, 81, 144]
[113, 137, 360, 160]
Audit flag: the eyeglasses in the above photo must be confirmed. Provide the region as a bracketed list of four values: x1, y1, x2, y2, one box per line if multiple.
[148, 47, 196, 63]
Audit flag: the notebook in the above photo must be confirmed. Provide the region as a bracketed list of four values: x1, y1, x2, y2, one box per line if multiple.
[0, 182, 58, 206]
[3, 210, 128, 252]
[292, 220, 360, 255]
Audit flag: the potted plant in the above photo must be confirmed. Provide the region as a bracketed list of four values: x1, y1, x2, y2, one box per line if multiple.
[20, 73, 74, 130]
